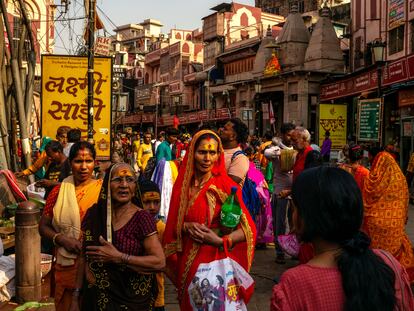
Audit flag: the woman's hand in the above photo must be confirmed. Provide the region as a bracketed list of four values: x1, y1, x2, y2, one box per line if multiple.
[184, 222, 208, 244]
[56, 235, 82, 254]
[86, 236, 123, 263]
[36, 179, 56, 188]
[184, 222, 222, 247]
[198, 225, 222, 247]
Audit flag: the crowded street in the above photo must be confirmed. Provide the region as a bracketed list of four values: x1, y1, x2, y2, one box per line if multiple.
[2, 0, 414, 310]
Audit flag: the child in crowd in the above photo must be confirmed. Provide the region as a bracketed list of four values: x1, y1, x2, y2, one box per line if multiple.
[139, 180, 165, 311]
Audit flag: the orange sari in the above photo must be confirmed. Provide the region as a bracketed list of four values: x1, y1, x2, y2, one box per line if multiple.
[164, 130, 256, 310]
[44, 178, 102, 310]
[362, 152, 414, 281]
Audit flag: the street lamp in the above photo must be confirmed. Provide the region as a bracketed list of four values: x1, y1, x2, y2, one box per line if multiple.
[371, 39, 386, 98]
[254, 78, 262, 94]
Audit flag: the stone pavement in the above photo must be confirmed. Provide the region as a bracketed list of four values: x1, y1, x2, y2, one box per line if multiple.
[164, 204, 414, 310]
[2, 206, 414, 310]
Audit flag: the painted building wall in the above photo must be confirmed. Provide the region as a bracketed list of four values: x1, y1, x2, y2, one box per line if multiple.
[6, 0, 55, 74]
[351, 0, 414, 70]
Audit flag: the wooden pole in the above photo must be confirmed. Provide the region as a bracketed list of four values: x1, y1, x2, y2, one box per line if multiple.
[87, 0, 96, 143]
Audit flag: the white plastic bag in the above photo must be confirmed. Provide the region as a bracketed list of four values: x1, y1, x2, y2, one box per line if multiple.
[188, 256, 255, 311]
[26, 183, 45, 200]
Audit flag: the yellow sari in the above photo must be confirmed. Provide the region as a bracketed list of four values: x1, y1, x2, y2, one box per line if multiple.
[362, 152, 414, 281]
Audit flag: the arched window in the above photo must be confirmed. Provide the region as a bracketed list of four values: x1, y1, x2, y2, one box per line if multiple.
[240, 13, 249, 39]
[186, 33, 192, 41]
[182, 43, 190, 53]
[175, 32, 182, 39]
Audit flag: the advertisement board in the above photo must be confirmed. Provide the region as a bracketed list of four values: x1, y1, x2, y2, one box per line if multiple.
[319, 104, 347, 150]
[357, 99, 383, 142]
[41, 55, 112, 159]
[95, 36, 111, 56]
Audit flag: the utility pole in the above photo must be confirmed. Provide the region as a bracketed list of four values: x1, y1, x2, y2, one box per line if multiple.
[87, 0, 96, 143]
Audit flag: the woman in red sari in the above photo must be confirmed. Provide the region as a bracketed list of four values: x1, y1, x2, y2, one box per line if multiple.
[164, 130, 256, 310]
[339, 143, 369, 190]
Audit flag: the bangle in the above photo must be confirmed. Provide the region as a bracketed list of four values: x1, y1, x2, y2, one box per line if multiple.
[227, 235, 233, 249]
[222, 235, 233, 249]
[52, 233, 62, 246]
[121, 253, 130, 265]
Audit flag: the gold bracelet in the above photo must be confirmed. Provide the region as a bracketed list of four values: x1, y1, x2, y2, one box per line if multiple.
[52, 233, 62, 246]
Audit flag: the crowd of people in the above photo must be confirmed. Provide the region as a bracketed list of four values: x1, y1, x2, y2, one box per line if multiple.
[12, 119, 414, 310]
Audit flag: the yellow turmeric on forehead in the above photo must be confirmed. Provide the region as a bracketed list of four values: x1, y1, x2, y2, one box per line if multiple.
[200, 139, 218, 152]
[142, 192, 160, 202]
[113, 168, 133, 178]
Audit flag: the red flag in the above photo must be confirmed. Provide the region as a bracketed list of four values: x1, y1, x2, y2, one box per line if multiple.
[173, 115, 180, 129]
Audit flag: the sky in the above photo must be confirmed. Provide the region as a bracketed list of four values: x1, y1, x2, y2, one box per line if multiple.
[54, 0, 255, 54]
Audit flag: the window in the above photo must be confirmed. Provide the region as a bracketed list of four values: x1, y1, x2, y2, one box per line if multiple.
[298, 0, 304, 13]
[389, 25, 404, 55]
[290, 1, 304, 13]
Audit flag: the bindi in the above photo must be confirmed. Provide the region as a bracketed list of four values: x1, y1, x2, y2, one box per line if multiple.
[201, 142, 217, 152]
[115, 168, 133, 177]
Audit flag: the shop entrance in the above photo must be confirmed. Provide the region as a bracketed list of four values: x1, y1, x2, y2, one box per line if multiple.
[400, 117, 414, 171]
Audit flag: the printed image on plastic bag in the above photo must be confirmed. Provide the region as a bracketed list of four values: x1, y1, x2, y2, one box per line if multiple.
[188, 258, 254, 311]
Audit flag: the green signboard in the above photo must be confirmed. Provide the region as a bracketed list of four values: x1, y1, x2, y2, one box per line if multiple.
[358, 99, 383, 142]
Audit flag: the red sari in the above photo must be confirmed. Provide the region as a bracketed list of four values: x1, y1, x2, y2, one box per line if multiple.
[164, 130, 257, 310]
[339, 163, 369, 191]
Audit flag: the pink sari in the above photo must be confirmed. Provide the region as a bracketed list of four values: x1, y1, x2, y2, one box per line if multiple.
[248, 162, 273, 243]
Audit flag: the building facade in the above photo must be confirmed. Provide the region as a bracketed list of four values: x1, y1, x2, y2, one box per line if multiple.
[202, 2, 285, 134]
[6, 0, 55, 73]
[121, 27, 205, 132]
[321, 0, 414, 169]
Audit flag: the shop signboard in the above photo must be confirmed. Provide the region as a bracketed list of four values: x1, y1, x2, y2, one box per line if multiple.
[321, 55, 412, 101]
[41, 55, 112, 159]
[389, 0, 405, 30]
[318, 104, 347, 150]
[357, 99, 383, 142]
[95, 36, 111, 56]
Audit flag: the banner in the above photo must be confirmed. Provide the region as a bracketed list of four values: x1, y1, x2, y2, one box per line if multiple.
[41, 55, 112, 159]
[319, 104, 347, 150]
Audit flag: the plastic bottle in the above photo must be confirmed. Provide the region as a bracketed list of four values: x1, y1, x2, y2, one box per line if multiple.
[220, 186, 242, 235]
